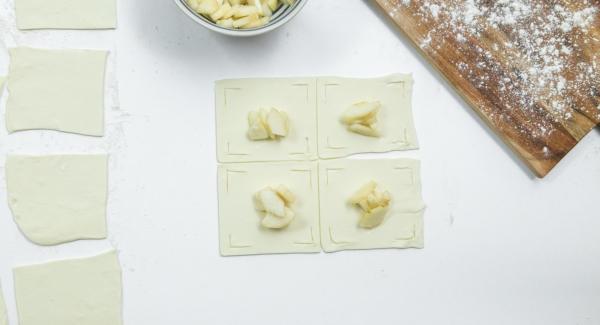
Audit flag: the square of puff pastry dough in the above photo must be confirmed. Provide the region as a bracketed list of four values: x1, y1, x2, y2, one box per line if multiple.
[216, 78, 318, 163]
[15, 0, 117, 30]
[6, 47, 107, 136]
[317, 74, 419, 159]
[13, 250, 122, 325]
[6, 154, 108, 246]
[218, 162, 321, 256]
[319, 159, 425, 252]
[0, 283, 6, 325]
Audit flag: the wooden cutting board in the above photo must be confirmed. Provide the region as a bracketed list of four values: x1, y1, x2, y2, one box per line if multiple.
[375, 0, 600, 177]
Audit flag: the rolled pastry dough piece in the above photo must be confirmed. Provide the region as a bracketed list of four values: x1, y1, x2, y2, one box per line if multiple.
[216, 78, 318, 163]
[319, 159, 425, 252]
[6, 155, 108, 246]
[13, 250, 122, 325]
[6, 47, 108, 136]
[15, 0, 117, 30]
[218, 161, 321, 256]
[317, 74, 419, 158]
[0, 284, 7, 325]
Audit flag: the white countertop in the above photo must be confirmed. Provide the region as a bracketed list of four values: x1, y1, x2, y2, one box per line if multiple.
[1, 1, 599, 324]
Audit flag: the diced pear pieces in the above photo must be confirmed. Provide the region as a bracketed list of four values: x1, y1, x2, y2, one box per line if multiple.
[349, 181, 391, 229]
[340, 100, 382, 138]
[186, 0, 295, 29]
[247, 108, 290, 141]
[253, 185, 296, 229]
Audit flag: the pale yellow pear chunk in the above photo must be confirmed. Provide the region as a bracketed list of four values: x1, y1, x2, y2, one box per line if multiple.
[247, 107, 289, 141]
[349, 181, 377, 204]
[341, 101, 380, 124]
[261, 208, 295, 229]
[341, 101, 382, 138]
[275, 185, 296, 204]
[254, 186, 297, 229]
[247, 111, 269, 140]
[349, 181, 392, 229]
[348, 123, 380, 138]
[257, 189, 285, 217]
[359, 206, 389, 229]
[266, 108, 289, 138]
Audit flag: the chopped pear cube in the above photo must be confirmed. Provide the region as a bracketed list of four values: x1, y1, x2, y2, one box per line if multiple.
[349, 181, 377, 204]
[232, 5, 259, 18]
[266, 0, 278, 11]
[257, 189, 286, 217]
[275, 185, 295, 204]
[210, 2, 232, 20]
[247, 111, 269, 140]
[341, 101, 380, 125]
[194, 0, 220, 14]
[261, 207, 295, 229]
[357, 199, 370, 212]
[216, 18, 234, 28]
[266, 108, 289, 137]
[255, 186, 296, 229]
[348, 123, 380, 137]
[350, 181, 392, 228]
[359, 206, 389, 229]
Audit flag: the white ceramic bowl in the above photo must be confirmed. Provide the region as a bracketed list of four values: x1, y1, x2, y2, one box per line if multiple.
[175, 0, 307, 37]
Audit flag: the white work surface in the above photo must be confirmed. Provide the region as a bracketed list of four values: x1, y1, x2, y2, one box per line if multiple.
[1, 1, 599, 324]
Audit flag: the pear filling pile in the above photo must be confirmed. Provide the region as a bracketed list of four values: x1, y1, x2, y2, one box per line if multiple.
[340, 100, 382, 138]
[349, 181, 392, 229]
[254, 185, 296, 229]
[185, 0, 296, 29]
[247, 108, 290, 141]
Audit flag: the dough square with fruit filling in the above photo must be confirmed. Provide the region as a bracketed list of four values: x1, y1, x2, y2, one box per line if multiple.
[218, 161, 320, 256]
[319, 159, 425, 252]
[317, 74, 419, 159]
[15, 0, 117, 30]
[216, 78, 318, 163]
[6, 47, 107, 136]
[13, 250, 122, 325]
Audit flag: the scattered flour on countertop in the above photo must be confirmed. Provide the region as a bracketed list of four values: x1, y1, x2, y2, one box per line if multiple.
[390, 0, 599, 143]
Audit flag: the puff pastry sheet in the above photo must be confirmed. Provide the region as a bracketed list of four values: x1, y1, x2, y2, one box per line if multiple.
[6, 47, 107, 136]
[13, 250, 122, 325]
[317, 74, 418, 159]
[6, 154, 108, 246]
[319, 159, 425, 252]
[216, 78, 318, 163]
[218, 161, 321, 256]
[16, 0, 117, 30]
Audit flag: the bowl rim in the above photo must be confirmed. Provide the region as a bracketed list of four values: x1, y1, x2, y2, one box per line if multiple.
[174, 0, 307, 37]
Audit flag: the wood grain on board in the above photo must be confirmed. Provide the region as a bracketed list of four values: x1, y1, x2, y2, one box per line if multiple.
[375, 0, 600, 177]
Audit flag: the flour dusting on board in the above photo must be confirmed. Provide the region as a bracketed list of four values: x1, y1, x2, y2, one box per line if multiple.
[389, 0, 600, 144]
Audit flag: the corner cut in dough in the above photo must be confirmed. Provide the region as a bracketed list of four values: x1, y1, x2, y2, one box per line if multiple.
[6, 47, 108, 136]
[15, 0, 117, 30]
[6, 155, 108, 246]
[13, 250, 122, 325]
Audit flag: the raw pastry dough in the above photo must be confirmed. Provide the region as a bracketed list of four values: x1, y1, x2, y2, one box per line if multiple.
[218, 161, 320, 256]
[6, 47, 108, 136]
[319, 159, 425, 252]
[0, 284, 7, 325]
[317, 74, 419, 159]
[6, 155, 108, 246]
[216, 78, 318, 163]
[13, 250, 122, 325]
[15, 0, 117, 30]
[0, 76, 5, 91]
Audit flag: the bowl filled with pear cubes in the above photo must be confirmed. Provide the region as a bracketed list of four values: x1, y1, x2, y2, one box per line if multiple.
[176, 0, 306, 36]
